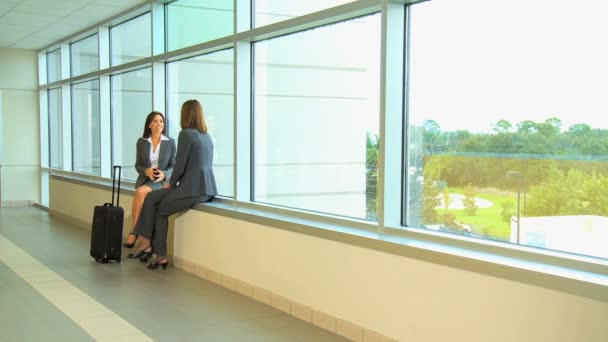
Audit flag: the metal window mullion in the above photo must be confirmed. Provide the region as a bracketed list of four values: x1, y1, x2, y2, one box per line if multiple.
[98, 25, 111, 177]
[39, 52, 47, 86]
[100, 76, 111, 177]
[152, 1, 166, 115]
[60, 43, 70, 80]
[152, 0, 165, 56]
[99, 26, 110, 70]
[39, 90, 49, 168]
[152, 63, 165, 113]
[378, 2, 406, 230]
[39, 74, 50, 205]
[234, 0, 252, 202]
[61, 84, 72, 171]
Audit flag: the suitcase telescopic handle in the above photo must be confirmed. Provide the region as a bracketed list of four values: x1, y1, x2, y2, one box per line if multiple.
[111, 165, 122, 207]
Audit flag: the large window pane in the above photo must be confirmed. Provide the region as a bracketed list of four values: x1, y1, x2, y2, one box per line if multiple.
[72, 79, 100, 175]
[406, 0, 608, 259]
[255, 0, 355, 27]
[48, 88, 62, 169]
[111, 13, 151, 66]
[71, 35, 99, 77]
[111, 68, 152, 181]
[166, 0, 233, 51]
[254, 14, 380, 219]
[166, 49, 234, 197]
[47, 49, 61, 83]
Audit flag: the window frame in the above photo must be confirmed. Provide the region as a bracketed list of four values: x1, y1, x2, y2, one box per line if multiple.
[35, 0, 608, 300]
[109, 11, 153, 67]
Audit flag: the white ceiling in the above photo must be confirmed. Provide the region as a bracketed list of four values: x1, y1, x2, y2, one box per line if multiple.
[0, 0, 148, 50]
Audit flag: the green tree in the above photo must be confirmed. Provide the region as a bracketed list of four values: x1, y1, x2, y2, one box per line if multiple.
[463, 183, 478, 216]
[365, 132, 379, 220]
[500, 201, 515, 223]
[422, 178, 440, 224]
[516, 120, 539, 134]
[526, 167, 608, 216]
[438, 211, 465, 232]
[442, 186, 451, 209]
[493, 119, 512, 133]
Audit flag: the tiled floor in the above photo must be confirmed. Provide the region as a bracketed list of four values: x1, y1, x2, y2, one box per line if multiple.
[0, 206, 348, 342]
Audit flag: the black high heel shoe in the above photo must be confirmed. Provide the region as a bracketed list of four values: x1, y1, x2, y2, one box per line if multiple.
[147, 256, 169, 270]
[122, 232, 138, 248]
[127, 245, 152, 260]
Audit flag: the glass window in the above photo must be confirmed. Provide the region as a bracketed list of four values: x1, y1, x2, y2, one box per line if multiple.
[110, 13, 152, 66]
[48, 88, 62, 169]
[47, 49, 61, 83]
[111, 68, 152, 181]
[165, 0, 233, 51]
[255, 0, 356, 27]
[166, 49, 234, 197]
[71, 35, 99, 77]
[406, 0, 608, 259]
[71, 79, 101, 175]
[253, 14, 381, 219]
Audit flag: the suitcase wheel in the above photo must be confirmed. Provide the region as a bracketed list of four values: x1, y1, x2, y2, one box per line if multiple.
[95, 258, 109, 264]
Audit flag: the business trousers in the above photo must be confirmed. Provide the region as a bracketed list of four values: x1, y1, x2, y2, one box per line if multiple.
[133, 188, 212, 257]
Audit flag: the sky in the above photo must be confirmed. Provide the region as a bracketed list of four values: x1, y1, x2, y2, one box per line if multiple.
[408, 0, 608, 133]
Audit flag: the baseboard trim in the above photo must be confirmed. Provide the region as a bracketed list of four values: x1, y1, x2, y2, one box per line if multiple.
[33, 202, 49, 211]
[48, 209, 91, 231]
[173, 256, 397, 342]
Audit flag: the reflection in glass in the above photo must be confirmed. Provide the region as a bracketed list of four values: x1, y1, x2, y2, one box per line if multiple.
[406, 0, 608, 259]
[71, 35, 98, 77]
[48, 88, 62, 168]
[254, 0, 355, 27]
[254, 14, 380, 220]
[166, 49, 234, 197]
[71, 79, 101, 175]
[111, 68, 152, 180]
[166, 0, 233, 51]
[111, 13, 151, 66]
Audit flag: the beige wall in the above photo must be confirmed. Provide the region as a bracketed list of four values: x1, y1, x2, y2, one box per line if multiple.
[0, 48, 40, 207]
[49, 178, 608, 342]
[50, 178, 134, 230]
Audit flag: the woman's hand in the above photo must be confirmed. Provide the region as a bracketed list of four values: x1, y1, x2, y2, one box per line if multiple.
[162, 183, 171, 189]
[153, 170, 165, 183]
[145, 168, 156, 180]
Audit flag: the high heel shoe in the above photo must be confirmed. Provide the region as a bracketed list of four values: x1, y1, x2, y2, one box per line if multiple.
[147, 256, 169, 270]
[122, 232, 138, 248]
[127, 245, 152, 260]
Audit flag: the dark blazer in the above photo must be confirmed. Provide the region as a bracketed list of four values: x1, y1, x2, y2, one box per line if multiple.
[169, 128, 217, 198]
[134, 137, 176, 188]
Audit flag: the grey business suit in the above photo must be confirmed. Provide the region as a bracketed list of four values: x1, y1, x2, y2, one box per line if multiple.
[134, 137, 176, 188]
[134, 128, 217, 257]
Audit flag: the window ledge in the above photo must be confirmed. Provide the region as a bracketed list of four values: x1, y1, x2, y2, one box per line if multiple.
[50, 172, 608, 303]
[196, 200, 608, 303]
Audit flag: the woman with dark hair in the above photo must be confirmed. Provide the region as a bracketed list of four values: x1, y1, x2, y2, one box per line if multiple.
[122, 111, 176, 250]
[129, 100, 217, 269]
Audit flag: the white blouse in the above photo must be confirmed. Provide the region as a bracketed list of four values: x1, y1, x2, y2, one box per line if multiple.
[145, 135, 170, 169]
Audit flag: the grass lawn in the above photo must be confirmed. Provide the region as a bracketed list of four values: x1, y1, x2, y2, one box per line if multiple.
[437, 187, 516, 241]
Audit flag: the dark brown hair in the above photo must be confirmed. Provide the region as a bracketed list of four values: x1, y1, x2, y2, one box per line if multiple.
[142, 111, 166, 138]
[180, 99, 207, 133]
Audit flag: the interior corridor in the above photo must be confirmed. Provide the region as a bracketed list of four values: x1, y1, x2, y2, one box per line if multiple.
[0, 206, 347, 342]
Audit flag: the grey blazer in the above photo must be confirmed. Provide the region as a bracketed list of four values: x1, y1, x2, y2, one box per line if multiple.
[134, 137, 176, 188]
[169, 128, 217, 199]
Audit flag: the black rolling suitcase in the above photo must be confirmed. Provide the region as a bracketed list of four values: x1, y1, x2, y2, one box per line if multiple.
[90, 166, 124, 263]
